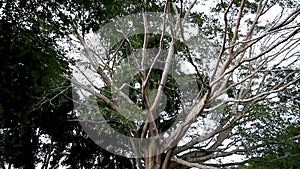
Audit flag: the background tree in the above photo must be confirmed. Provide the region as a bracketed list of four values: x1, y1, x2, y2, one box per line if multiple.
[0, 0, 162, 168]
[0, 17, 72, 168]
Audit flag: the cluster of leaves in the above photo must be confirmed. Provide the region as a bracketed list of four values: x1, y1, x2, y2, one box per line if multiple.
[0, 0, 159, 168]
[0, 15, 72, 168]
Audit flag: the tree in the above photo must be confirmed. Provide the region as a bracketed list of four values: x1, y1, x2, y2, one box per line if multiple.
[1, 0, 299, 168]
[0, 0, 153, 168]
[0, 16, 72, 168]
[237, 69, 300, 169]
[68, 0, 300, 168]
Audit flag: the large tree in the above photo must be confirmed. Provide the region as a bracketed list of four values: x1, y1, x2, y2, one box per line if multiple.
[1, 0, 299, 168]
[68, 0, 300, 168]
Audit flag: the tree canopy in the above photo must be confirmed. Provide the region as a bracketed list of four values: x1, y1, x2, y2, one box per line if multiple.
[1, 0, 299, 169]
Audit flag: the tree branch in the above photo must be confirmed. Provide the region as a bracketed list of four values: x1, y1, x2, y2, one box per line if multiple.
[171, 157, 217, 169]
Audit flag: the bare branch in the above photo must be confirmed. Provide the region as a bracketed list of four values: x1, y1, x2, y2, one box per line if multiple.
[229, 0, 246, 56]
[69, 77, 120, 112]
[210, 0, 234, 80]
[150, 13, 178, 113]
[165, 93, 209, 149]
[171, 157, 217, 169]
